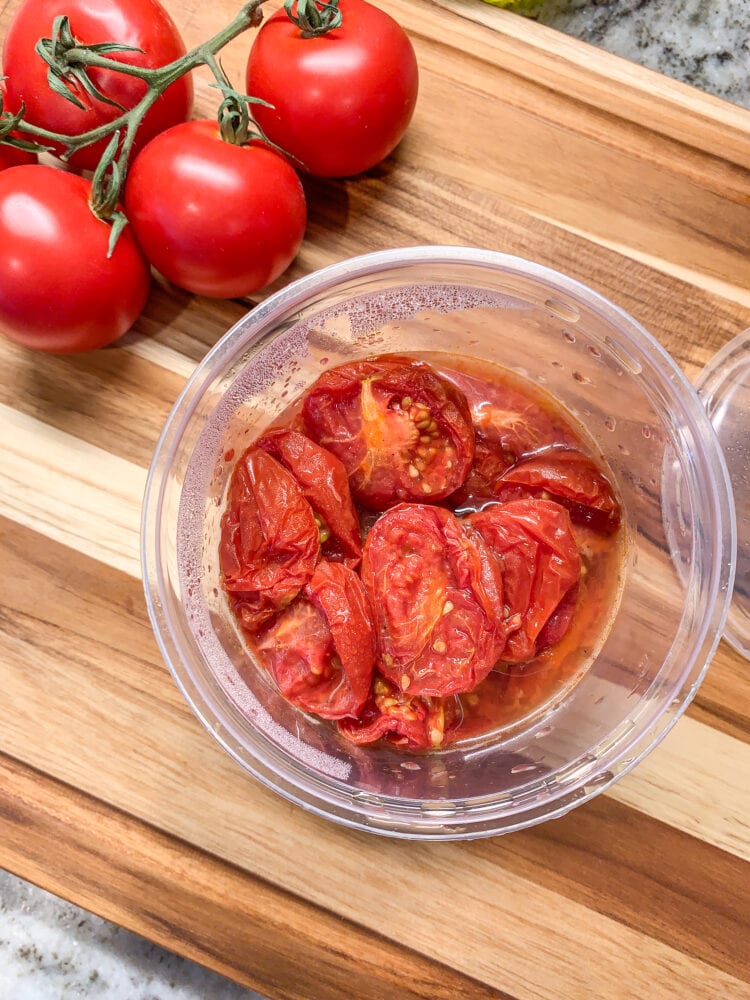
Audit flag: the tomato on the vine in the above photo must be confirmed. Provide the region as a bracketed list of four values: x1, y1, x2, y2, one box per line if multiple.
[246, 0, 419, 177]
[3, 0, 193, 171]
[0, 165, 150, 352]
[125, 120, 307, 298]
[219, 447, 320, 634]
[361, 503, 507, 697]
[257, 560, 376, 720]
[301, 358, 475, 509]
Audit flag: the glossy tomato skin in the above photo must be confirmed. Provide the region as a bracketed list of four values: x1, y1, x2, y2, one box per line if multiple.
[0, 165, 150, 352]
[245, 0, 418, 177]
[0, 81, 36, 171]
[219, 447, 320, 633]
[125, 121, 307, 298]
[257, 429, 362, 567]
[338, 675, 460, 749]
[361, 503, 507, 697]
[257, 560, 375, 720]
[3, 0, 192, 172]
[302, 358, 474, 509]
[468, 498, 581, 663]
[496, 447, 622, 534]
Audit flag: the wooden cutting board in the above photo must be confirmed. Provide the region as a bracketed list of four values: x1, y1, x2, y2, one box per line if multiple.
[1, 0, 749, 996]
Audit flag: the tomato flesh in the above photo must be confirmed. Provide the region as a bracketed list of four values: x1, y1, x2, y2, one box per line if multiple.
[361, 504, 507, 696]
[302, 358, 474, 509]
[339, 676, 460, 749]
[257, 560, 375, 720]
[219, 447, 320, 633]
[467, 499, 581, 663]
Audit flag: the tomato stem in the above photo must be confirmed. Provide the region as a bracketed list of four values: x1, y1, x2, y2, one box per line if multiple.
[0, 0, 272, 235]
[284, 0, 342, 37]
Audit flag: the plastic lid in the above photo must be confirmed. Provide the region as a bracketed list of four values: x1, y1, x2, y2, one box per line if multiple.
[695, 331, 750, 658]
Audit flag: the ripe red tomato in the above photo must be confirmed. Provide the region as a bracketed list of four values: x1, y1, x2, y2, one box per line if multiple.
[257, 429, 362, 567]
[0, 165, 149, 352]
[302, 358, 474, 509]
[245, 0, 418, 177]
[361, 503, 507, 697]
[219, 447, 320, 633]
[496, 447, 622, 534]
[125, 121, 307, 298]
[0, 81, 36, 171]
[2, 0, 193, 171]
[339, 675, 460, 749]
[256, 560, 375, 720]
[468, 499, 581, 663]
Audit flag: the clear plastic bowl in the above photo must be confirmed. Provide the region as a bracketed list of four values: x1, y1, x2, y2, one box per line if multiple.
[142, 247, 735, 840]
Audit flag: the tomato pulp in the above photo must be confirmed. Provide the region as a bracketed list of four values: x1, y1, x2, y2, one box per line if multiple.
[219, 353, 625, 751]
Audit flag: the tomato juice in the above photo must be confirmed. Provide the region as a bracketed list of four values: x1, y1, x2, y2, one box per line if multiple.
[219, 353, 625, 751]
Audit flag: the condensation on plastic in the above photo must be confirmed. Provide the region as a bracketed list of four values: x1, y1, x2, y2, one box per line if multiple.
[141, 247, 735, 840]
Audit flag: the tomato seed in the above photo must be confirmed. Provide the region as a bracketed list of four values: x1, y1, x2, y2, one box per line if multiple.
[401, 396, 412, 410]
[416, 419, 431, 430]
[433, 639, 447, 653]
[408, 464, 420, 478]
[442, 600, 454, 615]
[400, 674, 411, 690]
[419, 434, 432, 444]
[421, 482, 432, 494]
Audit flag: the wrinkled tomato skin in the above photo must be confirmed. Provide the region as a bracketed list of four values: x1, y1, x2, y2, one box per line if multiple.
[125, 121, 307, 298]
[245, 0, 418, 178]
[3, 0, 193, 171]
[468, 498, 580, 663]
[302, 358, 474, 509]
[256, 560, 375, 720]
[496, 447, 622, 534]
[257, 429, 361, 567]
[445, 368, 577, 509]
[338, 675, 460, 749]
[0, 165, 150, 352]
[361, 503, 507, 697]
[219, 447, 319, 634]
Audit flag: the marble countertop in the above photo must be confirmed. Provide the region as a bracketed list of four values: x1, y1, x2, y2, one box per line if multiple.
[2, 3, 747, 999]
[534, 0, 750, 109]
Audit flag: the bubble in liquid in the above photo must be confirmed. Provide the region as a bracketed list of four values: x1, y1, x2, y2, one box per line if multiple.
[573, 371, 591, 384]
[642, 425, 652, 439]
[604, 416, 616, 432]
[563, 330, 576, 344]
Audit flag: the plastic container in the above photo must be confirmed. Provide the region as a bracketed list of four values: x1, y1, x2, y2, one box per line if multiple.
[142, 247, 735, 840]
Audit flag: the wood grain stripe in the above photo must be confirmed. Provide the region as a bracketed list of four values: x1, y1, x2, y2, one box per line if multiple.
[0, 520, 748, 999]
[0, 754, 505, 1000]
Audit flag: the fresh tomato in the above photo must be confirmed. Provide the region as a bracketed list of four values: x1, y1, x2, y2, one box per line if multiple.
[339, 675, 460, 749]
[361, 503, 507, 697]
[468, 498, 580, 663]
[496, 447, 622, 534]
[2, 0, 192, 171]
[125, 121, 307, 298]
[257, 429, 362, 567]
[302, 358, 474, 509]
[256, 560, 375, 720]
[219, 447, 320, 633]
[0, 165, 149, 352]
[245, 0, 418, 177]
[0, 81, 36, 171]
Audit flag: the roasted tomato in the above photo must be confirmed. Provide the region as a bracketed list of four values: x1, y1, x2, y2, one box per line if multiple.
[338, 675, 460, 749]
[219, 447, 319, 633]
[468, 499, 580, 663]
[256, 560, 375, 720]
[301, 358, 474, 509]
[361, 503, 507, 697]
[257, 429, 361, 566]
[445, 369, 576, 508]
[496, 447, 621, 534]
